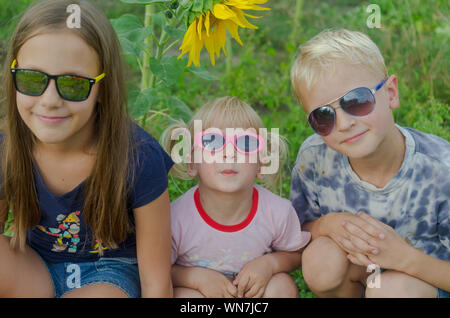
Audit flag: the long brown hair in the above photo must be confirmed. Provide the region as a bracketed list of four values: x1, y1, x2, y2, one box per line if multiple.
[0, 0, 135, 252]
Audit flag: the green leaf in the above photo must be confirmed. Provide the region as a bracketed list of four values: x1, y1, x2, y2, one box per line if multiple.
[120, 0, 171, 4]
[111, 15, 152, 42]
[117, 37, 141, 56]
[110, 14, 142, 32]
[187, 66, 218, 81]
[163, 25, 187, 39]
[188, 11, 199, 25]
[203, 0, 214, 12]
[192, 0, 204, 12]
[180, 0, 194, 9]
[152, 11, 167, 27]
[111, 14, 154, 55]
[150, 56, 185, 86]
[130, 88, 159, 118]
[165, 96, 193, 122]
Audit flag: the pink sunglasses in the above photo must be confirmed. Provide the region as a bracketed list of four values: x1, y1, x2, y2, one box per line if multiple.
[194, 130, 265, 154]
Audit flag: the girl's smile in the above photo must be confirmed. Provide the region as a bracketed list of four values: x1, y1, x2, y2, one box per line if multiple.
[35, 114, 71, 125]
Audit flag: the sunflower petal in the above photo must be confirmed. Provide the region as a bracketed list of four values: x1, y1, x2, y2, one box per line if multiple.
[197, 14, 203, 40]
[205, 11, 211, 37]
[180, 0, 270, 66]
[231, 7, 258, 29]
[178, 20, 197, 57]
[213, 4, 237, 20]
[224, 0, 270, 11]
[215, 21, 227, 57]
[224, 20, 243, 46]
[203, 31, 216, 66]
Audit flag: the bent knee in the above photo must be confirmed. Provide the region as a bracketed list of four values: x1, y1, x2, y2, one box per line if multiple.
[264, 273, 298, 298]
[173, 287, 204, 298]
[301, 236, 350, 293]
[365, 271, 437, 298]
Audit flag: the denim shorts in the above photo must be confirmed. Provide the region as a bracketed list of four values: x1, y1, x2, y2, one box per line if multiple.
[437, 288, 450, 298]
[40, 256, 141, 298]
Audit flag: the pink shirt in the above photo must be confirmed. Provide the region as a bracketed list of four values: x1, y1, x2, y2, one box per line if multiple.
[171, 184, 311, 278]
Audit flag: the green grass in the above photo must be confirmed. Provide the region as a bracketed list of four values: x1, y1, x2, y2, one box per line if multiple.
[1, 0, 448, 298]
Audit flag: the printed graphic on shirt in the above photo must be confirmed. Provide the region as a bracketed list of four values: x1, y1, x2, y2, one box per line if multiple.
[37, 211, 81, 253]
[89, 241, 109, 254]
[187, 249, 252, 279]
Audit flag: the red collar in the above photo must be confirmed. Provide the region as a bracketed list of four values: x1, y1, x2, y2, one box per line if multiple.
[194, 187, 258, 232]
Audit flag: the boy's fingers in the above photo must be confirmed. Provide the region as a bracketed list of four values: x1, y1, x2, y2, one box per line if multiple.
[357, 212, 387, 237]
[348, 214, 385, 240]
[349, 234, 379, 255]
[338, 235, 378, 255]
[342, 221, 371, 241]
[347, 253, 371, 267]
[337, 235, 360, 254]
[346, 253, 364, 266]
[354, 252, 373, 267]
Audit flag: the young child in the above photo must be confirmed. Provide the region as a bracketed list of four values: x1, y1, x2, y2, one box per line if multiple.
[162, 96, 311, 298]
[289, 29, 450, 298]
[0, 0, 174, 298]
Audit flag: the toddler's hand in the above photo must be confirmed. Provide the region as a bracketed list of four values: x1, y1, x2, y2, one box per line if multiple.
[196, 268, 237, 298]
[233, 256, 272, 298]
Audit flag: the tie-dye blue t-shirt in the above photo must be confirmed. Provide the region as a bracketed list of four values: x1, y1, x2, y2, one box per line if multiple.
[289, 125, 450, 261]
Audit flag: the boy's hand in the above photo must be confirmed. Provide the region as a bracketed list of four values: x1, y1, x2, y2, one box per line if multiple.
[322, 212, 382, 258]
[233, 256, 273, 298]
[195, 268, 238, 298]
[342, 212, 414, 271]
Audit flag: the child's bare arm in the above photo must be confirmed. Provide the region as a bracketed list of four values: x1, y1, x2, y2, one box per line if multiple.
[134, 190, 173, 298]
[403, 249, 450, 291]
[171, 264, 200, 289]
[234, 250, 302, 298]
[172, 265, 237, 297]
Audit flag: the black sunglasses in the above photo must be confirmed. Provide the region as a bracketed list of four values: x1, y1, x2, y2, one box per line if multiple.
[307, 78, 388, 136]
[10, 59, 105, 102]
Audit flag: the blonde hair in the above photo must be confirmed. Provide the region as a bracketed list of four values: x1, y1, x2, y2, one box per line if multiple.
[1, 0, 135, 253]
[291, 29, 388, 103]
[161, 96, 289, 193]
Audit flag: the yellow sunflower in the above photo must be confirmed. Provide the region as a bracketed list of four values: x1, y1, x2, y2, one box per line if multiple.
[178, 0, 270, 67]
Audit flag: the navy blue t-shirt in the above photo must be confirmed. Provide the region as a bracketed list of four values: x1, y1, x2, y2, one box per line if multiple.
[25, 123, 174, 263]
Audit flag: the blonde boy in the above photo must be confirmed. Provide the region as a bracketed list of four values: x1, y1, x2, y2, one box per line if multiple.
[289, 29, 450, 298]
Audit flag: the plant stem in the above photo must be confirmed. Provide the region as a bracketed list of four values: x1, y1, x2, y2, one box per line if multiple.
[290, 0, 303, 46]
[141, 5, 155, 92]
[225, 35, 233, 81]
[150, 29, 169, 89]
[140, 5, 155, 127]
